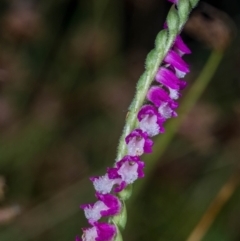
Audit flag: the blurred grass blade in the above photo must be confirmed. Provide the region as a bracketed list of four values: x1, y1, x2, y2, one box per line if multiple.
[186, 172, 240, 241]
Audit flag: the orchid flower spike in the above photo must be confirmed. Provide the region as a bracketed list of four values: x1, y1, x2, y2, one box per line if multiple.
[77, 0, 200, 239]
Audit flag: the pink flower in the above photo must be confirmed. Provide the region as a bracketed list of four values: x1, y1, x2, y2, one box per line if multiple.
[90, 175, 122, 194]
[173, 35, 191, 56]
[156, 67, 186, 99]
[164, 50, 189, 78]
[107, 155, 145, 192]
[147, 86, 178, 119]
[77, 222, 117, 241]
[125, 129, 153, 156]
[137, 105, 165, 136]
[81, 193, 122, 224]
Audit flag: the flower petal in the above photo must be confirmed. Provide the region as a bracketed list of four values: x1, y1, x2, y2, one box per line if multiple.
[107, 156, 145, 193]
[116, 155, 145, 183]
[81, 226, 98, 241]
[125, 129, 153, 156]
[156, 67, 185, 90]
[147, 86, 178, 110]
[168, 87, 180, 100]
[174, 35, 191, 55]
[96, 193, 122, 217]
[95, 223, 117, 241]
[80, 223, 116, 241]
[81, 201, 108, 224]
[138, 104, 165, 136]
[80, 193, 122, 224]
[158, 102, 177, 119]
[164, 50, 189, 74]
[90, 175, 121, 194]
[138, 105, 165, 136]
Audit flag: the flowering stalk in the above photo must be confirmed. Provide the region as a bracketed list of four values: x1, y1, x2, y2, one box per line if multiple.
[77, 0, 199, 240]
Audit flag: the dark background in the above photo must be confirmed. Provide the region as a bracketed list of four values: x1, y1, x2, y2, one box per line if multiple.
[0, 0, 239, 240]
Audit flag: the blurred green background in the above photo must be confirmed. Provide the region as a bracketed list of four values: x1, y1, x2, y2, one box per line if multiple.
[0, 0, 239, 240]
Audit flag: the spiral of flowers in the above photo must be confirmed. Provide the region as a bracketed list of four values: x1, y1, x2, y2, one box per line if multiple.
[76, 0, 199, 240]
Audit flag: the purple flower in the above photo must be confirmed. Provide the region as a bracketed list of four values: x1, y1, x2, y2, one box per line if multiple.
[125, 129, 153, 156]
[164, 50, 189, 78]
[156, 67, 186, 99]
[90, 175, 122, 194]
[137, 105, 165, 136]
[107, 156, 145, 192]
[81, 193, 122, 224]
[147, 86, 178, 119]
[78, 222, 117, 241]
[173, 35, 191, 56]
[147, 86, 175, 107]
